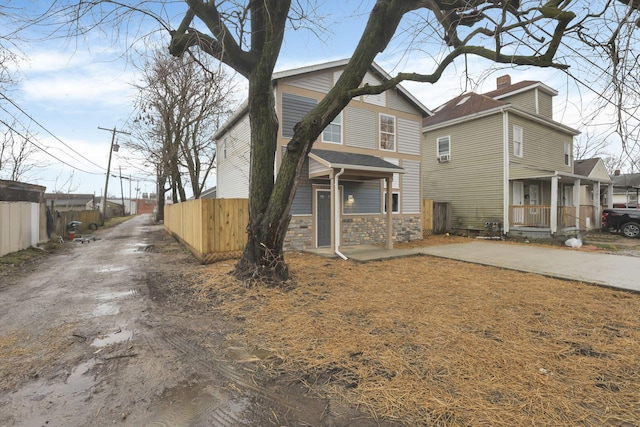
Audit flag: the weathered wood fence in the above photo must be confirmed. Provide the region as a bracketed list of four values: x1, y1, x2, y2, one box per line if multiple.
[164, 198, 248, 263]
[422, 199, 451, 235]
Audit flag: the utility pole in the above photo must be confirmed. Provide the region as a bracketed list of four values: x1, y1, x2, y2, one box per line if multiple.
[98, 126, 131, 225]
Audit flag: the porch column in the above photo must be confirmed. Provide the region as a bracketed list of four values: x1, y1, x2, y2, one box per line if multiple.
[385, 176, 393, 250]
[573, 178, 581, 229]
[550, 176, 558, 235]
[607, 183, 613, 208]
[329, 170, 336, 251]
[594, 181, 601, 228]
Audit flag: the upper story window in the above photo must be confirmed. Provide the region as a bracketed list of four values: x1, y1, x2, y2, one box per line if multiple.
[564, 141, 572, 166]
[513, 125, 523, 157]
[322, 112, 342, 144]
[379, 114, 396, 151]
[437, 136, 451, 162]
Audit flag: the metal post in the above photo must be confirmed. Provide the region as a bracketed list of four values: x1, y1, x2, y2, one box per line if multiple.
[98, 126, 131, 225]
[100, 128, 116, 225]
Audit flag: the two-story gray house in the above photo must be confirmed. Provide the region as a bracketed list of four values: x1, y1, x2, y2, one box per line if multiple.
[422, 75, 610, 238]
[215, 60, 431, 252]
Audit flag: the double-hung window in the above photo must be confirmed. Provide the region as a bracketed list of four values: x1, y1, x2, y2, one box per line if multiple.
[379, 114, 396, 151]
[564, 141, 571, 166]
[322, 112, 342, 144]
[513, 125, 523, 157]
[437, 136, 450, 161]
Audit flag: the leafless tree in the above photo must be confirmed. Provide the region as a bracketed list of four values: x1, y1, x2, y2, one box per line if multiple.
[0, 120, 39, 181]
[128, 48, 236, 220]
[59, 0, 639, 283]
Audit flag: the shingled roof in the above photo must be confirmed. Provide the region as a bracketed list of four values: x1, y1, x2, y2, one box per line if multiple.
[573, 158, 601, 177]
[422, 92, 506, 128]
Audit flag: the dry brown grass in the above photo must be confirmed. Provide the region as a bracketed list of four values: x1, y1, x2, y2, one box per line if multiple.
[192, 241, 640, 426]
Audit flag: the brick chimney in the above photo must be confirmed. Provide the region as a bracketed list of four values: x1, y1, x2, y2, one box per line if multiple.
[614, 169, 621, 176]
[496, 75, 511, 89]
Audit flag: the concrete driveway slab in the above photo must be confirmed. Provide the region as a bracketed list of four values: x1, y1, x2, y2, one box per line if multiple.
[418, 241, 640, 293]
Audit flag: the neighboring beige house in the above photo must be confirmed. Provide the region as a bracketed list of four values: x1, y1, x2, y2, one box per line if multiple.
[573, 158, 613, 222]
[215, 59, 431, 251]
[422, 75, 611, 238]
[610, 171, 640, 207]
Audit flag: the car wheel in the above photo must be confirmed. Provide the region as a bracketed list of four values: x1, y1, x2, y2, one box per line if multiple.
[621, 222, 640, 238]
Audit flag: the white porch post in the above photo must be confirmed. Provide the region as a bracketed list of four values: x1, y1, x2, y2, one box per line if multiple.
[607, 184, 614, 208]
[573, 178, 581, 229]
[550, 175, 558, 235]
[386, 176, 393, 250]
[594, 181, 601, 229]
[329, 170, 336, 251]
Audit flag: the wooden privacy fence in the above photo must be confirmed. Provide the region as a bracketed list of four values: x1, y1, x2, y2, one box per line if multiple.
[55, 210, 101, 238]
[422, 199, 451, 235]
[164, 198, 248, 263]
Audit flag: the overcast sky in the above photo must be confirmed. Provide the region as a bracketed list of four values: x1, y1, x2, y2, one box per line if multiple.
[1, 1, 629, 198]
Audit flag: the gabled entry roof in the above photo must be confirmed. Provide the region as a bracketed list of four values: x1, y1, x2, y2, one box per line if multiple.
[308, 149, 405, 181]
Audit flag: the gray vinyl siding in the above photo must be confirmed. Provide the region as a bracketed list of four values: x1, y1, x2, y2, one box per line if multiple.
[216, 115, 251, 198]
[402, 160, 421, 213]
[345, 106, 377, 150]
[282, 93, 317, 138]
[397, 118, 421, 155]
[423, 114, 504, 229]
[291, 157, 312, 215]
[286, 73, 331, 94]
[387, 89, 416, 114]
[342, 180, 381, 214]
[508, 115, 573, 174]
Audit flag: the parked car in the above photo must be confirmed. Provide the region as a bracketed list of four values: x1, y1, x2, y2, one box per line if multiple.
[602, 208, 640, 238]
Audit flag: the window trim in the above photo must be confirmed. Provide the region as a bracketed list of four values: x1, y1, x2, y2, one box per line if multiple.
[513, 125, 523, 158]
[564, 141, 571, 166]
[437, 135, 451, 157]
[383, 191, 400, 214]
[321, 111, 343, 144]
[379, 113, 396, 152]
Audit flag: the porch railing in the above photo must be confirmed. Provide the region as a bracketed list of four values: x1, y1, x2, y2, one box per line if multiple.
[509, 205, 551, 227]
[510, 205, 598, 229]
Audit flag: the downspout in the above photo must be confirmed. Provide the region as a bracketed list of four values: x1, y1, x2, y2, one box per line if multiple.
[334, 168, 348, 260]
[502, 108, 510, 235]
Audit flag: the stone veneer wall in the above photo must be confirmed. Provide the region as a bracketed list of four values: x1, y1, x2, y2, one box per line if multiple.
[285, 215, 422, 251]
[284, 216, 313, 251]
[341, 215, 422, 246]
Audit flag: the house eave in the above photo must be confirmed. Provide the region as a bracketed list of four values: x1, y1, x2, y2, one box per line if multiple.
[423, 105, 580, 136]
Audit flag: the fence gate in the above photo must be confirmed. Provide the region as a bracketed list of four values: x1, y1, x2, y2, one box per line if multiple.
[432, 202, 451, 234]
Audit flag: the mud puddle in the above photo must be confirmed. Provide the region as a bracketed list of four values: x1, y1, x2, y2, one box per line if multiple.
[91, 329, 134, 347]
[145, 380, 249, 426]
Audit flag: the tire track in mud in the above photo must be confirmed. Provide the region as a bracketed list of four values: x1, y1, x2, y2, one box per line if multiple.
[143, 309, 326, 426]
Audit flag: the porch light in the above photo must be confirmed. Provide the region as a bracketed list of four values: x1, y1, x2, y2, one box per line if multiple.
[347, 194, 354, 203]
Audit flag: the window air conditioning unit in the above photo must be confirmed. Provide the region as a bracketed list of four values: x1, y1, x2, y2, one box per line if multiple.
[438, 154, 450, 163]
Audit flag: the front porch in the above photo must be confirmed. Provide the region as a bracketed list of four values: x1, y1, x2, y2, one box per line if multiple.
[507, 172, 612, 237]
[509, 205, 600, 237]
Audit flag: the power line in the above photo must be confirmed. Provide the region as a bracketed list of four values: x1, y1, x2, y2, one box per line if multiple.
[0, 93, 109, 171]
[0, 118, 103, 175]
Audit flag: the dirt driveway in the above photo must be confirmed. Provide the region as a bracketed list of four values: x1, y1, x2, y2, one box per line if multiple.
[0, 215, 379, 426]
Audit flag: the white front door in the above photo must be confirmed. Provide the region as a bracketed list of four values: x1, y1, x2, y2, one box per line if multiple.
[512, 181, 524, 224]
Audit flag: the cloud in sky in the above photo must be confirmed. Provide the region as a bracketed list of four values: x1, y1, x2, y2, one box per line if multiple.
[4, 1, 633, 195]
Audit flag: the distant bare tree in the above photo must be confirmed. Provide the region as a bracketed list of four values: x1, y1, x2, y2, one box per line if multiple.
[0, 120, 38, 181]
[128, 48, 235, 220]
[573, 132, 612, 161]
